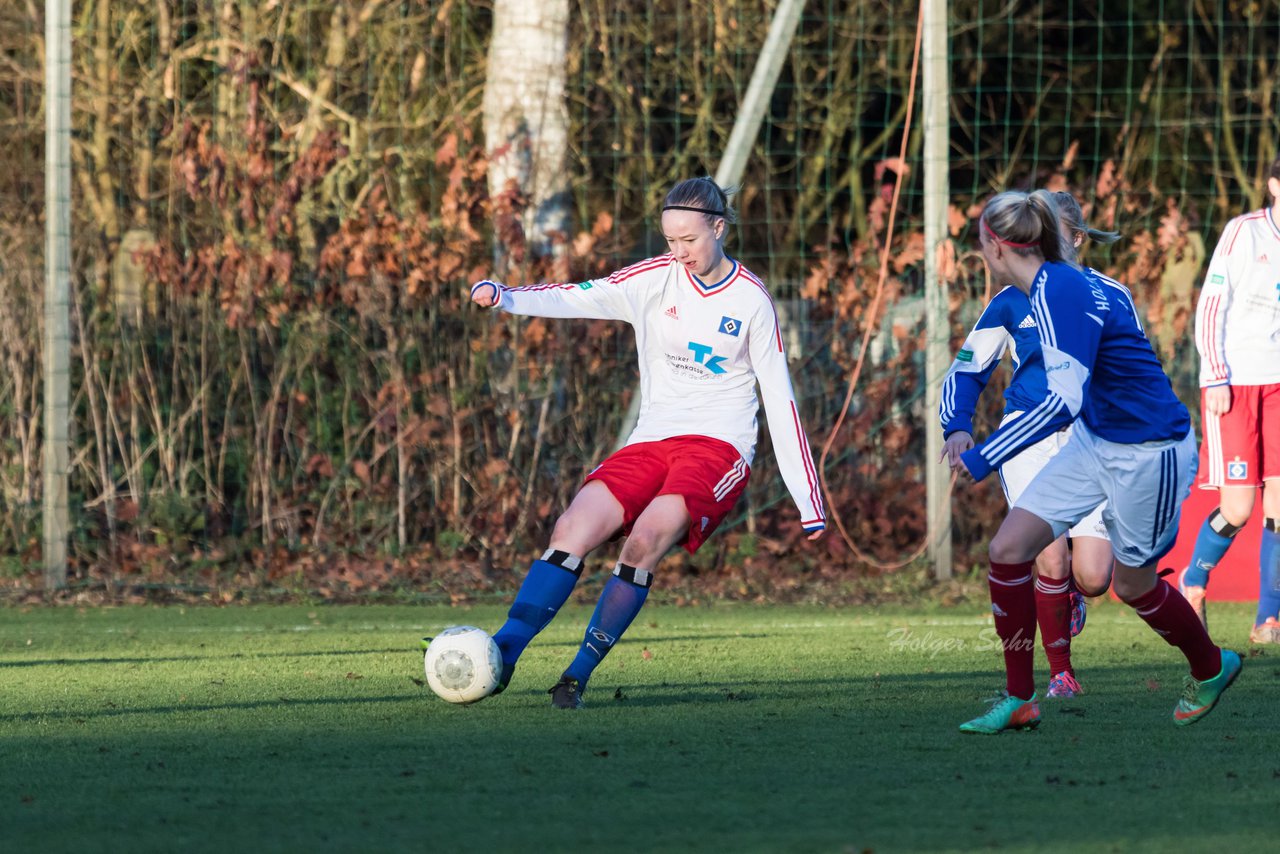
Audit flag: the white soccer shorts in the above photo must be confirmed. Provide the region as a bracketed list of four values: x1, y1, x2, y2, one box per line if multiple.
[1014, 421, 1197, 568]
[997, 412, 1108, 541]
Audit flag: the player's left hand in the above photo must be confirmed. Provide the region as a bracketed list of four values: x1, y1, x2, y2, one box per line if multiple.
[941, 431, 974, 469]
[469, 279, 503, 308]
[1203, 384, 1232, 417]
[806, 526, 825, 541]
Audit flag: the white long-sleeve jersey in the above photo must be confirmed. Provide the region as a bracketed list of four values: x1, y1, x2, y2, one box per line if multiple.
[1195, 207, 1280, 387]
[488, 254, 825, 531]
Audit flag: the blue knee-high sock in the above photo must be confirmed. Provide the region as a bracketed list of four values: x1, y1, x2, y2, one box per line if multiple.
[1256, 520, 1280, 626]
[564, 563, 652, 691]
[493, 549, 584, 670]
[1182, 509, 1243, 588]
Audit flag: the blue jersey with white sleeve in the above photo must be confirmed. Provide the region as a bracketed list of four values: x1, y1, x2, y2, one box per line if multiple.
[961, 262, 1190, 481]
[939, 285, 1047, 438]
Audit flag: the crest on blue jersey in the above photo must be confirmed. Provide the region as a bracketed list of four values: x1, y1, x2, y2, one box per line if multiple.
[718, 316, 742, 336]
[1227, 460, 1249, 480]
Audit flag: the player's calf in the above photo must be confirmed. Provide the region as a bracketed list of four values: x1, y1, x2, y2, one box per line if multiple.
[491, 549, 586, 693]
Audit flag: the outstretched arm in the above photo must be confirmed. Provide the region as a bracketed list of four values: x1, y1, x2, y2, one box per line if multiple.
[469, 273, 634, 322]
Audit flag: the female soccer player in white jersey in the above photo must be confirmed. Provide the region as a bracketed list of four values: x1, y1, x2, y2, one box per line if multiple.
[468, 177, 825, 708]
[1178, 156, 1280, 644]
[949, 189, 1240, 734]
[939, 192, 1118, 700]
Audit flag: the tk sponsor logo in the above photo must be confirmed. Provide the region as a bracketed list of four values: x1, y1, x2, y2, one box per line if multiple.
[688, 341, 727, 374]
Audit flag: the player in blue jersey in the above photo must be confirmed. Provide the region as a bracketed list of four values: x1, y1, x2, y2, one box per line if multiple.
[949, 189, 1240, 733]
[1052, 189, 1129, 597]
[940, 193, 1117, 700]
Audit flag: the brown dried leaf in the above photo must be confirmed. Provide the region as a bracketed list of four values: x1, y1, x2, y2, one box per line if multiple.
[305, 454, 335, 478]
[892, 232, 925, 273]
[435, 133, 458, 168]
[1095, 160, 1119, 199]
[1061, 140, 1079, 170]
[1157, 201, 1184, 251]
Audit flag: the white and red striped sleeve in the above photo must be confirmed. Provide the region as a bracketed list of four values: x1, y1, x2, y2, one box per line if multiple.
[745, 286, 825, 532]
[1194, 218, 1243, 387]
[494, 256, 671, 322]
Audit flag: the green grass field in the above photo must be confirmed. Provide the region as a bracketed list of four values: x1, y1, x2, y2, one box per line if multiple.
[1, 601, 1275, 852]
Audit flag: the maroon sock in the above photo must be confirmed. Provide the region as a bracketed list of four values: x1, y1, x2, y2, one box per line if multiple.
[1129, 580, 1221, 680]
[1035, 575, 1072, 676]
[989, 559, 1037, 699]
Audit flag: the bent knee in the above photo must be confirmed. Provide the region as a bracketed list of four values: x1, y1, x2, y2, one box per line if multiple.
[618, 528, 665, 563]
[1072, 557, 1114, 597]
[1075, 580, 1110, 598]
[1218, 493, 1256, 527]
[1035, 552, 1068, 580]
[1263, 480, 1280, 517]
[549, 511, 608, 554]
[620, 520, 687, 564]
[989, 535, 1035, 566]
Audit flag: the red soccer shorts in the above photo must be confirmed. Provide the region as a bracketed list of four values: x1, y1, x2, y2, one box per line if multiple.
[1198, 382, 1280, 489]
[583, 435, 751, 553]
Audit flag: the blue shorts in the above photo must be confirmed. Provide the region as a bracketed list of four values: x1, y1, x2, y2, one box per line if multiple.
[1015, 423, 1196, 568]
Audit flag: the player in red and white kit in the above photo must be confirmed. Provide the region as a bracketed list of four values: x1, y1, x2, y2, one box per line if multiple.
[469, 177, 825, 708]
[1179, 157, 1280, 643]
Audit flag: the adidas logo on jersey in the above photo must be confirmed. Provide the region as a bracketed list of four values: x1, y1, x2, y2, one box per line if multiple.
[1018, 315, 1037, 329]
[665, 305, 679, 319]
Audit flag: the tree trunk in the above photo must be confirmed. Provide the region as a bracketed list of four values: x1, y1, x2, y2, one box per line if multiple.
[482, 0, 571, 269]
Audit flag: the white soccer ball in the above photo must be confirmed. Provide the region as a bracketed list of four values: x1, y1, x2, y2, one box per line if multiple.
[423, 626, 503, 704]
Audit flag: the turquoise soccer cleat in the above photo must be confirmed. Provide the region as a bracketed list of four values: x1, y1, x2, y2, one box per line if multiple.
[959, 691, 1041, 734]
[1173, 649, 1241, 726]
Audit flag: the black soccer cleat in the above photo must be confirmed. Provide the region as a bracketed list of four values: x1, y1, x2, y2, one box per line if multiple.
[548, 675, 584, 710]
